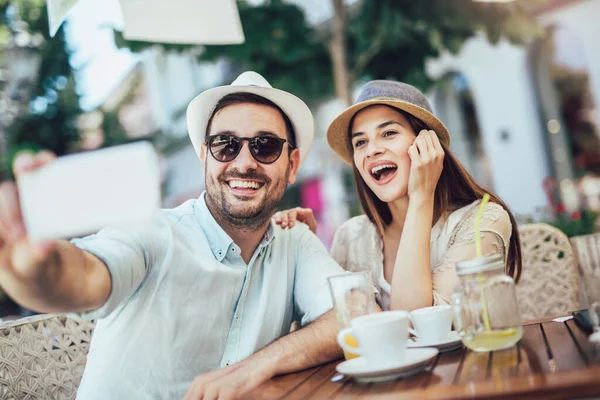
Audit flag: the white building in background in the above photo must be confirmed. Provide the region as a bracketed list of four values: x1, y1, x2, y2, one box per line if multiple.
[427, 36, 552, 216]
[102, 0, 600, 242]
[119, 0, 360, 246]
[138, 51, 228, 206]
[287, 0, 600, 235]
[146, 49, 352, 245]
[426, 0, 600, 216]
[77, 49, 227, 206]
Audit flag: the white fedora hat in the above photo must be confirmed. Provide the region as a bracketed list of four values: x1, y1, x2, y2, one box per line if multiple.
[186, 71, 314, 166]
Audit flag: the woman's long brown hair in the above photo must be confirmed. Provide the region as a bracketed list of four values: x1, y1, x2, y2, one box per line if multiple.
[348, 106, 522, 282]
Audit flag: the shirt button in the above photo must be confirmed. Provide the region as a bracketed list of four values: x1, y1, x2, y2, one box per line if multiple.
[225, 361, 231, 366]
[234, 315, 240, 321]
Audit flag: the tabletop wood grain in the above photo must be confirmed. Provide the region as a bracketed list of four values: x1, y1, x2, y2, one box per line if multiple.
[246, 316, 600, 400]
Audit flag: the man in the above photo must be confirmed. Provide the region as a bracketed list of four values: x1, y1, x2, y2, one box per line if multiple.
[0, 72, 345, 399]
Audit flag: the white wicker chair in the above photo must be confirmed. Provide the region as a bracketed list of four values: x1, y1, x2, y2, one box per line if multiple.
[517, 223, 580, 320]
[0, 314, 95, 400]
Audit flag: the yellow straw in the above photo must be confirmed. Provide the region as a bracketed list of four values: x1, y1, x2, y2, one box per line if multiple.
[474, 194, 490, 257]
[475, 194, 492, 332]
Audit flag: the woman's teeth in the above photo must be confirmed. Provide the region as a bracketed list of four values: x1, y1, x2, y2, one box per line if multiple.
[371, 164, 397, 175]
[371, 165, 397, 181]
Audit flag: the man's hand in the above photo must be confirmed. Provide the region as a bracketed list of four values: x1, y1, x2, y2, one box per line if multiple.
[0, 151, 111, 314]
[184, 311, 343, 400]
[183, 359, 274, 400]
[0, 152, 58, 300]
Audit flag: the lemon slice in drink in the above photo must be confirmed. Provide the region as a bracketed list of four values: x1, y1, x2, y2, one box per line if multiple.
[343, 333, 360, 360]
[345, 333, 359, 348]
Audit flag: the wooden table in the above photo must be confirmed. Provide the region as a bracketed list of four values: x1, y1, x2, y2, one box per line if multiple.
[247, 317, 600, 399]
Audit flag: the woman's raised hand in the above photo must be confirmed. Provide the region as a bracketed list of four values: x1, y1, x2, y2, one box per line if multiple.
[407, 130, 445, 203]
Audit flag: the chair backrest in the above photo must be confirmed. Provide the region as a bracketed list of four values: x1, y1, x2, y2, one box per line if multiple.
[517, 223, 580, 320]
[0, 314, 95, 400]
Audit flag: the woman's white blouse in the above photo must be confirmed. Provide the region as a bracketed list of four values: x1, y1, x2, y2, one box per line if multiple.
[330, 201, 512, 310]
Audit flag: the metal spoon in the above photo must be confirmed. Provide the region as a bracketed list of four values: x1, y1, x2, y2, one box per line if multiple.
[331, 373, 348, 383]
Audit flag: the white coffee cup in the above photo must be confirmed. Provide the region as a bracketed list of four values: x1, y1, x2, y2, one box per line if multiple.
[336, 311, 408, 367]
[409, 305, 453, 344]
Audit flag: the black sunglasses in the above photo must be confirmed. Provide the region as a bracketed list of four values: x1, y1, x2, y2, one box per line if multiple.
[205, 134, 293, 164]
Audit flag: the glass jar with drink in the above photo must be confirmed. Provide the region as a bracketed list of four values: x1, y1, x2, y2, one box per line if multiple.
[452, 254, 522, 352]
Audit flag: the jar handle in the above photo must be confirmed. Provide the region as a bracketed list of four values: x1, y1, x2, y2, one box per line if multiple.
[452, 292, 481, 340]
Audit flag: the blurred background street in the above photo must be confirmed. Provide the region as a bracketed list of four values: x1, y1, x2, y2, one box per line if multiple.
[0, 0, 598, 255]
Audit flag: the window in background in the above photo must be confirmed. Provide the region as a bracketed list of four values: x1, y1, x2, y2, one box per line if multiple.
[434, 72, 494, 190]
[531, 25, 600, 212]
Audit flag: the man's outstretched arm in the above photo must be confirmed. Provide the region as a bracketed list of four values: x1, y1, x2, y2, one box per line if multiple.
[0, 152, 111, 314]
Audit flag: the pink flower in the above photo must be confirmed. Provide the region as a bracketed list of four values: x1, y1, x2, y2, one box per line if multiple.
[571, 211, 581, 220]
[555, 203, 566, 214]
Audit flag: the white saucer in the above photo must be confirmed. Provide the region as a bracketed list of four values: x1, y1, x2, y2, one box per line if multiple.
[336, 348, 438, 383]
[407, 331, 462, 352]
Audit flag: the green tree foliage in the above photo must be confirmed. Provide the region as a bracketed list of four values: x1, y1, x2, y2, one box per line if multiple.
[346, 0, 542, 90]
[114, 0, 334, 103]
[548, 208, 598, 238]
[113, 0, 542, 102]
[0, 0, 82, 176]
[100, 110, 130, 147]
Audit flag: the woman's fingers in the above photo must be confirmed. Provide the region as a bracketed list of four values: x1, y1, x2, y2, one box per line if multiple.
[280, 211, 289, 228]
[287, 209, 298, 228]
[273, 208, 317, 233]
[414, 131, 431, 164]
[295, 207, 317, 234]
[408, 145, 420, 167]
[294, 208, 306, 222]
[415, 130, 444, 165]
[430, 130, 443, 152]
[408, 131, 444, 200]
[273, 209, 294, 228]
[415, 141, 428, 163]
[423, 131, 437, 159]
[429, 131, 445, 166]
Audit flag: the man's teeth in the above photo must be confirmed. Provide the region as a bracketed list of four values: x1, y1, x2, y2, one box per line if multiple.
[371, 164, 397, 175]
[229, 180, 261, 189]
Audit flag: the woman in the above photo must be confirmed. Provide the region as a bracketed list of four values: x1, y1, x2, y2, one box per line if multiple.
[276, 80, 522, 311]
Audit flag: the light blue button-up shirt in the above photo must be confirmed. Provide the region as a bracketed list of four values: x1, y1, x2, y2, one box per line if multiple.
[71, 193, 344, 399]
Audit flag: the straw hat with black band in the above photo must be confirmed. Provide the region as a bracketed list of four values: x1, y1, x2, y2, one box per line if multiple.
[326, 80, 451, 165]
[187, 71, 314, 166]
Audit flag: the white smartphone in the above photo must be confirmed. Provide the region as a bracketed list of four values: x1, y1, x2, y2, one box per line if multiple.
[18, 142, 161, 240]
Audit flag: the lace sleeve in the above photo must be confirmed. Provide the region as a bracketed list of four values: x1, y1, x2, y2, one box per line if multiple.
[431, 202, 513, 305]
[433, 291, 450, 306]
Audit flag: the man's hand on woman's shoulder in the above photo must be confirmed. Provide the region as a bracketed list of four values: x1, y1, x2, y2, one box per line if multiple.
[273, 207, 317, 234]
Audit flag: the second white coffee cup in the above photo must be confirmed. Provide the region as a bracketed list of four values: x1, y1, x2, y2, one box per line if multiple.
[409, 305, 453, 344]
[337, 310, 408, 367]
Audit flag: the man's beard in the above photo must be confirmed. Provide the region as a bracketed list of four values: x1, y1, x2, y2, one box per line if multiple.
[205, 166, 290, 231]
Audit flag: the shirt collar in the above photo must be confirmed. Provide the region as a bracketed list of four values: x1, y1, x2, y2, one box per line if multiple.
[262, 221, 276, 246]
[194, 192, 276, 262]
